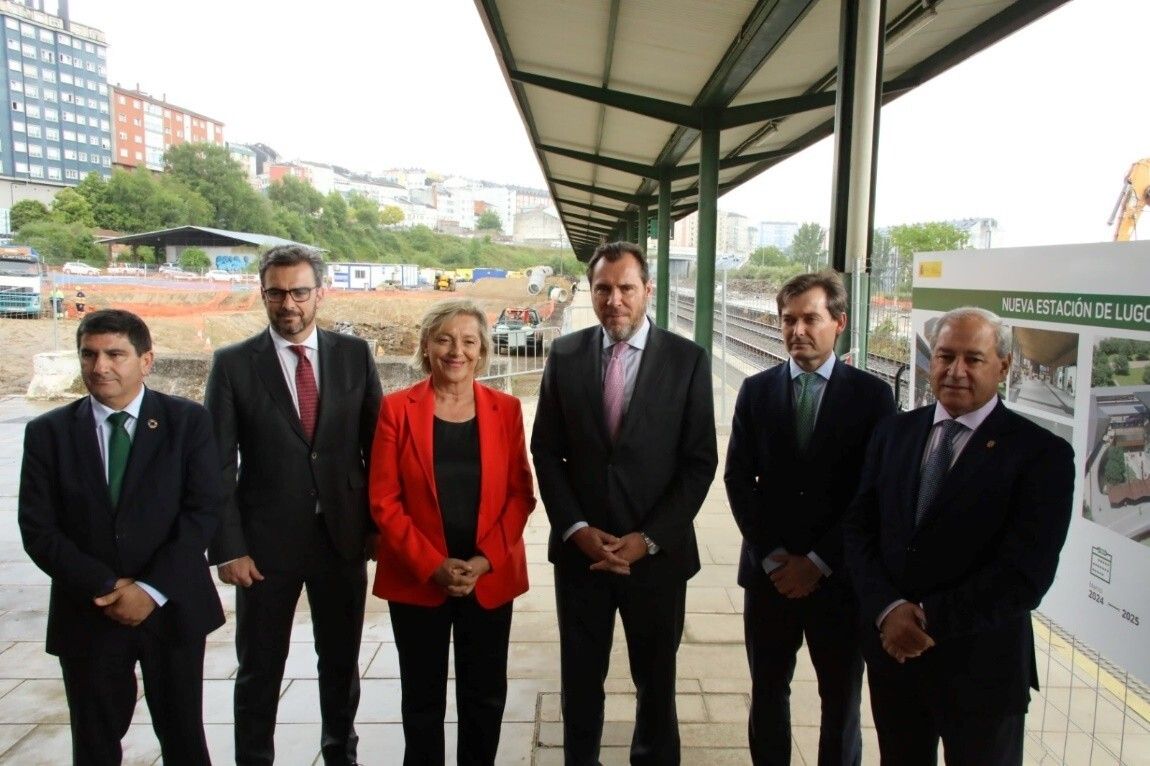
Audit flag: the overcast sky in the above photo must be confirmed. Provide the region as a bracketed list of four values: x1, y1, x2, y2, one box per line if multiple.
[65, 0, 1148, 248]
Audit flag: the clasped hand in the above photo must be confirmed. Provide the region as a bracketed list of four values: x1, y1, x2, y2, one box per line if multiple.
[768, 553, 822, 599]
[571, 527, 647, 575]
[93, 577, 156, 627]
[432, 556, 491, 597]
[879, 602, 935, 663]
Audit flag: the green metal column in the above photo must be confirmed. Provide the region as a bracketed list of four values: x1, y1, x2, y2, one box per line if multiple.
[636, 204, 648, 252]
[695, 125, 718, 354]
[656, 175, 671, 328]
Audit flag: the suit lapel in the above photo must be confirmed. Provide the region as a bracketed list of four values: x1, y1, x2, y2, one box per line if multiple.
[117, 389, 164, 512]
[315, 329, 334, 440]
[475, 383, 501, 526]
[804, 361, 844, 455]
[582, 327, 613, 447]
[920, 401, 1011, 528]
[901, 408, 936, 530]
[72, 397, 114, 515]
[616, 320, 669, 444]
[406, 379, 438, 496]
[252, 331, 308, 443]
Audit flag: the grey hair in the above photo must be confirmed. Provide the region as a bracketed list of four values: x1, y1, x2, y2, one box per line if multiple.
[927, 306, 1011, 357]
[411, 299, 492, 376]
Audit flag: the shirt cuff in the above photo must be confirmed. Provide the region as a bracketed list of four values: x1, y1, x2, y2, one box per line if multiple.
[761, 547, 788, 574]
[135, 581, 168, 607]
[562, 521, 589, 542]
[877, 599, 909, 630]
[806, 551, 831, 577]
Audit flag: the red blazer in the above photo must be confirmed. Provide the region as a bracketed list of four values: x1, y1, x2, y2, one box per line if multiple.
[370, 378, 536, 608]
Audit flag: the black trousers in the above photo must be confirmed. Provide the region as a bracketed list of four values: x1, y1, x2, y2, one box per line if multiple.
[59, 629, 209, 766]
[233, 517, 367, 766]
[389, 597, 514, 766]
[743, 577, 864, 766]
[554, 561, 687, 766]
[866, 655, 1025, 766]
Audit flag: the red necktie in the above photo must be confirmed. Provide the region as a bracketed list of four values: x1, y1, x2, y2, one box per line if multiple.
[290, 345, 318, 441]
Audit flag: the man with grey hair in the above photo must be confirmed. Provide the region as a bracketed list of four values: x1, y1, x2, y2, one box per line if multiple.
[206, 244, 382, 765]
[845, 306, 1074, 765]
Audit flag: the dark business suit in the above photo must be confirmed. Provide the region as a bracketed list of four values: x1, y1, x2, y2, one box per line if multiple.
[19, 390, 225, 766]
[845, 401, 1074, 765]
[532, 321, 718, 765]
[726, 359, 894, 765]
[206, 328, 382, 766]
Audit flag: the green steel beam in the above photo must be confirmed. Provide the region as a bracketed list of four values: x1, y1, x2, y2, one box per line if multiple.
[510, 69, 701, 127]
[695, 127, 719, 354]
[562, 209, 620, 230]
[538, 143, 657, 180]
[551, 177, 647, 205]
[656, 175, 671, 328]
[554, 196, 634, 219]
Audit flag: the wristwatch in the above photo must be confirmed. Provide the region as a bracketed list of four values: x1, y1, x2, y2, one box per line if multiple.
[639, 532, 660, 556]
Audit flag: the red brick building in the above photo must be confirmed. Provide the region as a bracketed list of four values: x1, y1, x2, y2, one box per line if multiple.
[111, 86, 224, 171]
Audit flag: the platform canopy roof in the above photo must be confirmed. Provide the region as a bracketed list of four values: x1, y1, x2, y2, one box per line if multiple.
[474, 0, 1069, 260]
[97, 226, 313, 252]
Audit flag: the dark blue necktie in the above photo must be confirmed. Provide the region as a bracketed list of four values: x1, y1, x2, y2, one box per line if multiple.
[915, 420, 965, 525]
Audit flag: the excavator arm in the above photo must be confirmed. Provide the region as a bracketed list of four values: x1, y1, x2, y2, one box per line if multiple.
[1109, 159, 1150, 241]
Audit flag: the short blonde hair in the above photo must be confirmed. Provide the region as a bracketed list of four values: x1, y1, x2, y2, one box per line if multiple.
[411, 299, 492, 375]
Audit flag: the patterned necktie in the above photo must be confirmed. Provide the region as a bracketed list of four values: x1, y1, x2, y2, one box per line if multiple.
[794, 372, 819, 452]
[290, 345, 319, 441]
[915, 419, 966, 525]
[106, 411, 131, 506]
[603, 342, 629, 441]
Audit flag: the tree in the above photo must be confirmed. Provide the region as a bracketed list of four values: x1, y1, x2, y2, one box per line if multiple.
[789, 222, 826, 271]
[347, 193, 380, 228]
[1092, 360, 1115, 387]
[10, 199, 50, 231]
[164, 143, 276, 233]
[1143, 366, 1150, 385]
[380, 205, 404, 226]
[888, 222, 970, 293]
[1103, 446, 1128, 487]
[15, 220, 101, 264]
[267, 176, 324, 219]
[319, 192, 349, 230]
[180, 247, 211, 272]
[476, 210, 502, 232]
[1111, 354, 1130, 376]
[132, 245, 157, 265]
[51, 188, 97, 227]
[750, 245, 788, 267]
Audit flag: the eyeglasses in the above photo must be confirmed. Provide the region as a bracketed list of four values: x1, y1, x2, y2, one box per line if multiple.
[262, 287, 316, 303]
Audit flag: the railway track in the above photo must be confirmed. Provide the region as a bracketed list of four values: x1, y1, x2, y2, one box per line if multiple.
[668, 293, 910, 407]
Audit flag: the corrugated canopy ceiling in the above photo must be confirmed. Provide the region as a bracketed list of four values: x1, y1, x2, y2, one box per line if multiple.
[474, 0, 1069, 260]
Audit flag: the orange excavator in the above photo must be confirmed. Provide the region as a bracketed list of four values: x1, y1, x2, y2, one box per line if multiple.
[1109, 159, 1150, 241]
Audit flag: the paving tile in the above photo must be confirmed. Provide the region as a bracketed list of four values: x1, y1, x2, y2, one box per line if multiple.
[686, 586, 738, 614]
[703, 693, 749, 722]
[0, 679, 73, 724]
[0, 610, 47, 642]
[684, 613, 744, 644]
[0, 641, 59, 680]
[0, 723, 35, 758]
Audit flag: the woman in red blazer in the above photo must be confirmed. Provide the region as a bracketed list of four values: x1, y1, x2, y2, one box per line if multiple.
[370, 299, 536, 766]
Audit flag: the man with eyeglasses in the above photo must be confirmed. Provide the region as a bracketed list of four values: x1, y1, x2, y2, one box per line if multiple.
[205, 245, 382, 766]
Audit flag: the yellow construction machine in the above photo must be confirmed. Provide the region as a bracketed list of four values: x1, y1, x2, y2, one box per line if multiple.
[1109, 159, 1150, 241]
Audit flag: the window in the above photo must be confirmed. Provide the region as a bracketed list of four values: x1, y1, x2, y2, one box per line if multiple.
[39, 50, 54, 63]
[102, 157, 110, 167]
[59, 72, 72, 85]
[116, 113, 125, 122]
[84, 42, 94, 53]
[98, 102, 108, 113]
[132, 99, 140, 108]
[97, 83, 106, 96]
[12, 120, 25, 132]
[21, 42, 35, 56]
[42, 88, 56, 102]
[26, 104, 39, 118]
[117, 130, 126, 140]
[64, 148, 77, 159]
[60, 53, 72, 66]
[63, 131, 76, 143]
[44, 108, 57, 121]
[38, 29, 53, 43]
[85, 61, 95, 72]
[27, 144, 42, 157]
[62, 110, 75, 122]
[10, 100, 22, 112]
[5, 18, 18, 30]
[98, 119, 108, 130]
[7, 60, 20, 72]
[65, 169, 79, 180]
[24, 85, 37, 99]
[118, 147, 127, 157]
[46, 147, 59, 160]
[29, 164, 44, 178]
[6, 38, 18, 51]
[23, 63, 37, 78]
[60, 92, 74, 104]
[87, 98, 97, 109]
[40, 69, 53, 82]
[100, 138, 109, 149]
[47, 167, 61, 180]
[12, 140, 26, 153]
[58, 33, 70, 46]
[132, 134, 141, 143]
[78, 151, 88, 162]
[88, 135, 99, 145]
[134, 151, 142, 161]
[27, 124, 41, 138]
[15, 162, 28, 173]
[45, 127, 58, 140]
[19, 23, 34, 38]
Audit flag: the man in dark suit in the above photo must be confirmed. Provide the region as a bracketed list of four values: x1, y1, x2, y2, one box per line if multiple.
[19, 309, 225, 766]
[845, 307, 1074, 765]
[205, 245, 382, 766]
[532, 241, 718, 765]
[726, 271, 895, 765]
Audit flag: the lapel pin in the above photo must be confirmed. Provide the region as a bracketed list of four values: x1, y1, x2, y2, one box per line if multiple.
[147, 419, 159, 430]
[986, 440, 996, 449]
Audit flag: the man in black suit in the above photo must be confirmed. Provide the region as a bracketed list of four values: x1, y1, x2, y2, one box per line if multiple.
[19, 309, 225, 766]
[206, 245, 382, 766]
[726, 271, 895, 765]
[532, 241, 718, 765]
[846, 307, 1074, 765]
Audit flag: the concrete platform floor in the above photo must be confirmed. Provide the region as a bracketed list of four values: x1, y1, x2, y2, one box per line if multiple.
[0, 392, 1146, 765]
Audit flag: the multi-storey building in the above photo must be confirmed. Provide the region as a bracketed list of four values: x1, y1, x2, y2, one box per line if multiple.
[110, 85, 223, 171]
[0, 0, 111, 187]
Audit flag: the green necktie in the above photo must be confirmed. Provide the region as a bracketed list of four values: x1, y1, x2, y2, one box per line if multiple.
[795, 372, 819, 452]
[106, 411, 131, 506]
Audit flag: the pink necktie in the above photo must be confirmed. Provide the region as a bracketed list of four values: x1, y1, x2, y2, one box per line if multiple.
[290, 345, 319, 441]
[604, 342, 628, 440]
